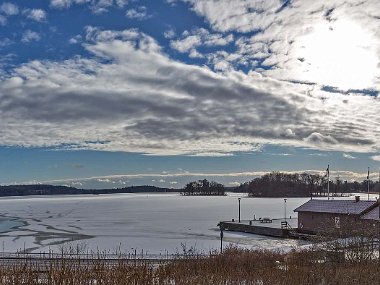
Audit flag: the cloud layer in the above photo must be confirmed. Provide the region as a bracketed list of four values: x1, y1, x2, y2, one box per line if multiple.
[0, 26, 379, 156]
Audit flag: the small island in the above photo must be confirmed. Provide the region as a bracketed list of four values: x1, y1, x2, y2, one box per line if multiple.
[182, 179, 225, 196]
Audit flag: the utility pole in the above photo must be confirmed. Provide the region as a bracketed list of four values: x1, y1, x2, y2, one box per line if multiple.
[238, 198, 241, 223]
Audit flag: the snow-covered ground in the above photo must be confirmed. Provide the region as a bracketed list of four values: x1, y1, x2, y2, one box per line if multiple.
[0, 193, 357, 254]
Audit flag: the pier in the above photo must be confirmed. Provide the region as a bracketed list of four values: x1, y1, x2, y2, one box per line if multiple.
[218, 218, 298, 238]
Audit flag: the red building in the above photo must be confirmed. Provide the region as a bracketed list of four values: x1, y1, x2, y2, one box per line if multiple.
[294, 197, 380, 235]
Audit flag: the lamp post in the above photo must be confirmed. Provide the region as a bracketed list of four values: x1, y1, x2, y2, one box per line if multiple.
[220, 227, 224, 253]
[238, 198, 241, 223]
[284, 198, 287, 222]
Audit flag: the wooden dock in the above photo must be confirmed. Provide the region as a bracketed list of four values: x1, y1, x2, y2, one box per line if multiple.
[218, 218, 298, 238]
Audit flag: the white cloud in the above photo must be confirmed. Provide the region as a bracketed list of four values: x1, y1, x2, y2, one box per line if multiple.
[50, 0, 90, 9]
[268, 153, 292, 157]
[24, 9, 47, 22]
[97, 178, 117, 184]
[284, 128, 295, 137]
[371, 155, 380, 162]
[125, 6, 149, 19]
[165, 0, 177, 6]
[303, 133, 339, 148]
[177, 0, 280, 33]
[164, 28, 176, 39]
[117, 180, 127, 185]
[0, 27, 379, 156]
[69, 35, 82, 44]
[91, 2, 114, 14]
[343, 153, 356, 159]
[50, 0, 128, 13]
[0, 2, 19, 16]
[97, 178, 111, 183]
[115, 0, 129, 8]
[177, 0, 380, 91]
[171, 34, 201, 53]
[21, 30, 41, 43]
[308, 153, 328, 157]
[188, 49, 204, 58]
[170, 28, 233, 58]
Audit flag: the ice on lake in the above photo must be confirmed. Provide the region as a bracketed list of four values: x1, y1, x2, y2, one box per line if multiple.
[0, 193, 312, 254]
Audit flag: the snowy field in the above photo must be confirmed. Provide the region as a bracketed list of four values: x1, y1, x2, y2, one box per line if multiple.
[0, 193, 369, 255]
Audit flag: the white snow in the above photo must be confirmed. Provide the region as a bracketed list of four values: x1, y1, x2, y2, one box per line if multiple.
[0, 193, 310, 254]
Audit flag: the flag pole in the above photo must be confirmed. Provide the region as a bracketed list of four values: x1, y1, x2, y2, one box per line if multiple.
[367, 167, 370, 201]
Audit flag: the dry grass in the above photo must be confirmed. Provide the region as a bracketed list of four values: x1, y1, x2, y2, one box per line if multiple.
[0, 246, 379, 284]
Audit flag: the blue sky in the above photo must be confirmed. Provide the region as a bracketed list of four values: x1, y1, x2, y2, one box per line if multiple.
[0, 0, 379, 188]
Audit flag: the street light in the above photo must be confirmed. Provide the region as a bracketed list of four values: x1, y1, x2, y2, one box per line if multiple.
[284, 198, 287, 223]
[238, 198, 241, 223]
[220, 227, 224, 253]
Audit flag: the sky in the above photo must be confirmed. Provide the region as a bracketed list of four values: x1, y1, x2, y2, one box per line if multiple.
[0, 0, 379, 189]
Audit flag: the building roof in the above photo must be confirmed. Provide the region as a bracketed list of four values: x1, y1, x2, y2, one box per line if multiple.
[294, 199, 377, 215]
[361, 205, 380, 221]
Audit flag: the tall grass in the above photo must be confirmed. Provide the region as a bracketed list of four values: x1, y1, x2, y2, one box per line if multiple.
[0, 245, 379, 284]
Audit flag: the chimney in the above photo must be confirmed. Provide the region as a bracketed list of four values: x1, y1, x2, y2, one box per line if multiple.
[355, 196, 360, 202]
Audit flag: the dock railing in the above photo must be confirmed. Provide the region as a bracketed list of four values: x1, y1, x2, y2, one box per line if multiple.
[0, 251, 212, 264]
[281, 221, 293, 230]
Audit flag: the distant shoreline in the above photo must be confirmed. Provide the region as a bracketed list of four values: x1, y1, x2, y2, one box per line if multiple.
[0, 184, 180, 198]
[0, 184, 372, 199]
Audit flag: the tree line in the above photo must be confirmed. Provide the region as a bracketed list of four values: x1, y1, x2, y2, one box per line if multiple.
[0, 185, 177, 197]
[235, 172, 380, 197]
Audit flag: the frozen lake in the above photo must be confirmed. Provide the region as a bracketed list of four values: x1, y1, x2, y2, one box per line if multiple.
[0, 193, 343, 254]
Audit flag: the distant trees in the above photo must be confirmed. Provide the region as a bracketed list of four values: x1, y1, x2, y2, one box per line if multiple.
[0, 185, 177, 196]
[242, 172, 324, 197]
[236, 172, 380, 197]
[182, 179, 225, 196]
